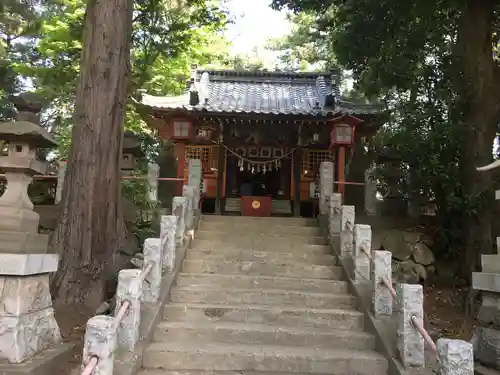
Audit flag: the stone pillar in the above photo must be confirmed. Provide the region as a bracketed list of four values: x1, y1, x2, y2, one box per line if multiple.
[172, 196, 187, 246]
[0, 120, 61, 363]
[436, 339, 474, 375]
[147, 163, 159, 202]
[396, 283, 425, 368]
[372, 250, 392, 317]
[328, 193, 342, 237]
[182, 184, 196, 230]
[188, 158, 203, 209]
[55, 160, 67, 204]
[160, 215, 177, 271]
[319, 161, 334, 215]
[364, 163, 377, 216]
[340, 205, 355, 257]
[353, 224, 371, 281]
[82, 315, 116, 375]
[142, 238, 162, 303]
[115, 269, 142, 351]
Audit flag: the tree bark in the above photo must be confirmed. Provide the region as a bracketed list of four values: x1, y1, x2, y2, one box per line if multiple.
[459, 0, 500, 279]
[50, 0, 133, 306]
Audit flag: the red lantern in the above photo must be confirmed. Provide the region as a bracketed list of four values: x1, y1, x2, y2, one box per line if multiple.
[170, 118, 193, 140]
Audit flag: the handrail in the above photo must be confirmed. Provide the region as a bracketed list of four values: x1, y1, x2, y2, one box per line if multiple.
[80, 260, 155, 375]
[411, 315, 437, 354]
[360, 246, 436, 353]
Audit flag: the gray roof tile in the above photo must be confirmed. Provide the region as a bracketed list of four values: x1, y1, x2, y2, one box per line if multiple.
[139, 70, 381, 116]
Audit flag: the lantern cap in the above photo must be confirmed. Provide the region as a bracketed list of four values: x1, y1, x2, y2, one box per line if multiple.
[0, 121, 57, 148]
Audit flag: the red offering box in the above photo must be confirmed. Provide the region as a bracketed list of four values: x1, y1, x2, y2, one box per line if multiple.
[241, 196, 272, 217]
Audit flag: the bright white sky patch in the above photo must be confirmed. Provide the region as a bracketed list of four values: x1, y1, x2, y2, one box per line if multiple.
[223, 0, 292, 68]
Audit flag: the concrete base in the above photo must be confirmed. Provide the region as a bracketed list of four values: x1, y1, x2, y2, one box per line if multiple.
[0, 342, 74, 375]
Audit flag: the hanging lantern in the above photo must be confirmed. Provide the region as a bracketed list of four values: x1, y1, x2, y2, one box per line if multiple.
[170, 118, 193, 140]
[330, 114, 363, 147]
[312, 132, 320, 143]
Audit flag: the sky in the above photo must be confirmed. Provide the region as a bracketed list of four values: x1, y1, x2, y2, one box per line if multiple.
[223, 0, 292, 67]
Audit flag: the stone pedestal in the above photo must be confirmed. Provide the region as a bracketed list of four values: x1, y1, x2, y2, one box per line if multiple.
[0, 120, 61, 363]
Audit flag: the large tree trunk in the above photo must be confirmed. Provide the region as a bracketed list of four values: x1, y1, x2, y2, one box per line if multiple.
[459, 0, 500, 279]
[51, 0, 133, 306]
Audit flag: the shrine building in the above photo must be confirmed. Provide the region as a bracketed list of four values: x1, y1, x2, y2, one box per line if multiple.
[135, 69, 384, 216]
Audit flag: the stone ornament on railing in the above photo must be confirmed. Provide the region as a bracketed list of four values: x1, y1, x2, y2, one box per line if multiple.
[161, 215, 177, 271]
[173, 196, 187, 245]
[115, 269, 142, 351]
[142, 238, 162, 303]
[340, 205, 355, 257]
[147, 163, 159, 202]
[353, 224, 371, 281]
[82, 315, 116, 375]
[372, 250, 393, 317]
[436, 339, 474, 375]
[396, 283, 425, 368]
[319, 161, 334, 215]
[182, 184, 196, 230]
[328, 193, 342, 237]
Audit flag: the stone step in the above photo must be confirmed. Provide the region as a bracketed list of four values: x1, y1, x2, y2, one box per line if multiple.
[176, 274, 349, 294]
[164, 303, 365, 331]
[200, 222, 321, 236]
[142, 342, 388, 374]
[170, 287, 356, 309]
[191, 240, 330, 253]
[202, 216, 317, 227]
[154, 321, 375, 350]
[181, 259, 343, 279]
[186, 248, 336, 265]
[193, 233, 328, 246]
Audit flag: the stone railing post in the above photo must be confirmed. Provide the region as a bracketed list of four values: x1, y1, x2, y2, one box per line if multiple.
[173, 196, 187, 245]
[319, 161, 334, 215]
[436, 339, 474, 375]
[340, 205, 355, 257]
[147, 163, 159, 202]
[182, 184, 195, 230]
[328, 193, 342, 238]
[55, 160, 67, 204]
[396, 283, 425, 368]
[188, 158, 202, 209]
[160, 215, 177, 271]
[353, 224, 371, 281]
[115, 269, 142, 351]
[142, 238, 162, 303]
[82, 315, 116, 375]
[372, 250, 392, 317]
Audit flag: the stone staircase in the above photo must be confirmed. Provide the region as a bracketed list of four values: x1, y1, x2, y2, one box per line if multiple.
[139, 216, 388, 375]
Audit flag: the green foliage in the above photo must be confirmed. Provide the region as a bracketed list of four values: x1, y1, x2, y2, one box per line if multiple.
[270, 0, 500, 263]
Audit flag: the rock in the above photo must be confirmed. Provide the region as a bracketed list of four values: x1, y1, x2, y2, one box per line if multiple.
[393, 260, 420, 284]
[412, 242, 435, 265]
[413, 263, 427, 281]
[382, 230, 412, 261]
[475, 327, 500, 370]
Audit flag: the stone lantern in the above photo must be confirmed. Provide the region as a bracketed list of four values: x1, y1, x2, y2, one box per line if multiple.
[121, 131, 144, 174]
[0, 119, 61, 363]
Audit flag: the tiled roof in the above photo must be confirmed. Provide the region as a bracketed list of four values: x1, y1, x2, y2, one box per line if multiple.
[138, 70, 381, 116]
